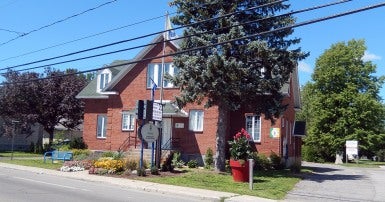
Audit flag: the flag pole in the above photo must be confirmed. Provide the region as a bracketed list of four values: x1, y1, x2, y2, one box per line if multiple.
[155, 12, 168, 168]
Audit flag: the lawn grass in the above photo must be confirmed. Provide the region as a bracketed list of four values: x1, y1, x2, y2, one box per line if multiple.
[0, 151, 303, 200]
[0, 151, 63, 170]
[341, 160, 385, 168]
[0, 151, 42, 158]
[139, 168, 301, 200]
[0, 159, 64, 170]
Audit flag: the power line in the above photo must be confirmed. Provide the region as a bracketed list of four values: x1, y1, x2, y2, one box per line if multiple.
[0, 0, 223, 63]
[0, 0, 118, 47]
[0, 12, 171, 63]
[2, 1, 384, 85]
[1, 0, 287, 71]
[0, 28, 25, 36]
[1, 0, 351, 73]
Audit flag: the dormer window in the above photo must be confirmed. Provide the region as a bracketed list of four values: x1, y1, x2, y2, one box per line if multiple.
[97, 69, 112, 92]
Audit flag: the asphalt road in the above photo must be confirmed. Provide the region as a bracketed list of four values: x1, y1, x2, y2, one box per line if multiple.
[0, 166, 210, 202]
[285, 162, 385, 202]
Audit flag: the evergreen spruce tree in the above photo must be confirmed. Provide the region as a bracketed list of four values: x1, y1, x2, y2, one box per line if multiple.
[170, 0, 306, 171]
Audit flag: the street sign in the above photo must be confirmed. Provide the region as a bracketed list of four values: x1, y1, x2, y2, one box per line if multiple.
[152, 102, 162, 121]
[346, 140, 358, 163]
[140, 123, 159, 143]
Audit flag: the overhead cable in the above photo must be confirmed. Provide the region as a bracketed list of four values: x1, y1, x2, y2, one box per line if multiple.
[1, 0, 351, 73]
[2, 1, 384, 85]
[0, 0, 118, 47]
[2, 0, 351, 72]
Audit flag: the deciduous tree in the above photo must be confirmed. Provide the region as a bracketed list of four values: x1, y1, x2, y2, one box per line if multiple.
[301, 39, 385, 161]
[0, 68, 88, 145]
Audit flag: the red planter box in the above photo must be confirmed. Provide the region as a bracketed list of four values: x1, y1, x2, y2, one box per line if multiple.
[229, 159, 249, 182]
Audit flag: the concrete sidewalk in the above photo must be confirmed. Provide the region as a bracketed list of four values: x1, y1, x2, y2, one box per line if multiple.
[0, 162, 275, 202]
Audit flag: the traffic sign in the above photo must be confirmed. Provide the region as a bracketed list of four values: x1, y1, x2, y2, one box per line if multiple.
[140, 123, 159, 143]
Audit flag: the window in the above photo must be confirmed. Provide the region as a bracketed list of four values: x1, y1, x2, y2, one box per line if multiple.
[97, 69, 111, 92]
[122, 112, 135, 131]
[97, 115, 107, 138]
[147, 63, 177, 88]
[189, 110, 204, 132]
[246, 115, 261, 142]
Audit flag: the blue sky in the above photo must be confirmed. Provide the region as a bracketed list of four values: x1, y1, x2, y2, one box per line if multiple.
[0, 0, 384, 98]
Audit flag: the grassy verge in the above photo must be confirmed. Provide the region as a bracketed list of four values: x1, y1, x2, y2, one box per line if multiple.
[0, 151, 42, 158]
[341, 160, 385, 168]
[0, 151, 303, 200]
[0, 159, 63, 170]
[139, 168, 302, 200]
[0, 151, 63, 170]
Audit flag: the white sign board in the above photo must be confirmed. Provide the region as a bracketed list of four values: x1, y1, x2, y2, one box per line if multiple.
[152, 102, 162, 121]
[141, 123, 159, 143]
[346, 140, 358, 156]
[346, 140, 358, 148]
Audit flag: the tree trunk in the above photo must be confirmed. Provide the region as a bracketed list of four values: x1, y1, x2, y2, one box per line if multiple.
[45, 127, 54, 147]
[215, 103, 229, 172]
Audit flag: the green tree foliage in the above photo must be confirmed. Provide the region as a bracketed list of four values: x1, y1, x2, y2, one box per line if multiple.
[301, 39, 385, 161]
[0, 68, 88, 145]
[170, 0, 306, 171]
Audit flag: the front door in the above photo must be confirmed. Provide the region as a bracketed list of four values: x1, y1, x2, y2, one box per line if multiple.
[161, 118, 172, 149]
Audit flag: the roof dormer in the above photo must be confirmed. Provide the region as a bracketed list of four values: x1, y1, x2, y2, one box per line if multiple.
[97, 69, 112, 93]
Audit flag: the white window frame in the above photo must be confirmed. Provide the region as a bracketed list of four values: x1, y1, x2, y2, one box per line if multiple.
[97, 69, 112, 92]
[246, 115, 261, 142]
[147, 63, 177, 88]
[189, 110, 204, 132]
[97, 114, 107, 138]
[122, 112, 135, 131]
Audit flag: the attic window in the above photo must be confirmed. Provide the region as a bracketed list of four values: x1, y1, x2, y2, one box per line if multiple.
[97, 69, 112, 92]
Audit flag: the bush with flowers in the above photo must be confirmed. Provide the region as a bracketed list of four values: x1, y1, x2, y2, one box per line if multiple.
[228, 128, 253, 162]
[92, 157, 125, 174]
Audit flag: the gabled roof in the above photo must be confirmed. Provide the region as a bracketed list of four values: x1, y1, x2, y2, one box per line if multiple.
[104, 34, 178, 91]
[76, 61, 128, 99]
[76, 34, 179, 100]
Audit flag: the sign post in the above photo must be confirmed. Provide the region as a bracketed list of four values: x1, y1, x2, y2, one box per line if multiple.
[346, 140, 358, 164]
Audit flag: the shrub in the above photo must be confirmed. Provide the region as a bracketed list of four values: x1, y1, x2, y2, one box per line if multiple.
[102, 151, 115, 158]
[161, 152, 174, 172]
[71, 149, 91, 161]
[254, 153, 271, 170]
[302, 145, 325, 163]
[113, 150, 125, 160]
[376, 149, 385, 162]
[270, 151, 284, 170]
[137, 168, 147, 176]
[69, 137, 87, 149]
[150, 166, 159, 175]
[187, 159, 198, 168]
[93, 157, 125, 173]
[204, 148, 214, 169]
[125, 159, 138, 171]
[171, 152, 185, 168]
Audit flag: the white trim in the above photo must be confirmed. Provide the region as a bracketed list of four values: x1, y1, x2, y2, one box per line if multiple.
[121, 112, 135, 131]
[96, 69, 112, 93]
[189, 110, 204, 132]
[246, 115, 261, 142]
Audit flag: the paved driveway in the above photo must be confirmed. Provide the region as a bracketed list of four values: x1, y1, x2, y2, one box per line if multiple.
[285, 162, 385, 202]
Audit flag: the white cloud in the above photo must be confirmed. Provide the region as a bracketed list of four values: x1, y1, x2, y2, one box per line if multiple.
[362, 51, 381, 62]
[298, 61, 313, 73]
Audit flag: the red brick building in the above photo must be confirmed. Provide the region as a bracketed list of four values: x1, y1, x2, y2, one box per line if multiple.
[76, 34, 303, 167]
